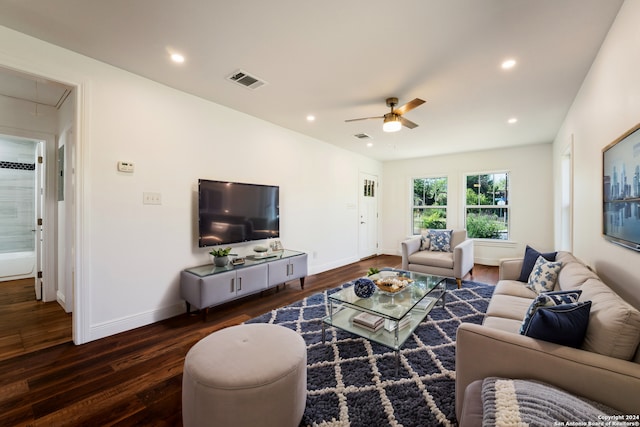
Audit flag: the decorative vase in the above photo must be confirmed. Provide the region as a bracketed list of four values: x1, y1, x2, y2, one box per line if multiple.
[353, 277, 376, 298]
[213, 256, 229, 267]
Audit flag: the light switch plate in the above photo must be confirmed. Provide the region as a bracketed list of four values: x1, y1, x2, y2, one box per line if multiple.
[143, 192, 161, 205]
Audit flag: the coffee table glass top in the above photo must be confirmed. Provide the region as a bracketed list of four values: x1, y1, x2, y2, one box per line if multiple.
[328, 270, 446, 321]
[322, 270, 447, 355]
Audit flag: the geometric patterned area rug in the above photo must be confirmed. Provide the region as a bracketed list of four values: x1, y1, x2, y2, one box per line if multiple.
[246, 278, 495, 427]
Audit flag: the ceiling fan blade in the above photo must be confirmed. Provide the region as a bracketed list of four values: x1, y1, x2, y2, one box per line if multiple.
[345, 116, 384, 123]
[400, 116, 419, 129]
[394, 98, 426, 116]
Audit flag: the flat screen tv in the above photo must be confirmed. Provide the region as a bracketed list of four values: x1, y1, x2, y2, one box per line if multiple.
[602, 122, 640, 252]
[198, 179, 279, 247]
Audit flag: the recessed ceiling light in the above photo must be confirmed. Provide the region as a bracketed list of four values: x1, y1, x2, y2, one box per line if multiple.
[306, 115, 315, 122]
[366, 142, 373, 148]
[501, 59, 516, 70]
[507, 117, 518, 124]
[171, 53, 185, 63]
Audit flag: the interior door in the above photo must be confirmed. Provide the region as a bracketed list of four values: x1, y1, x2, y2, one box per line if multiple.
[358, 173, 378, 259]
[35, 141, 44, 299]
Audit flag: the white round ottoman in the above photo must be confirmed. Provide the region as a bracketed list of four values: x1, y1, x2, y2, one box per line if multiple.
[182, 323, 307, 427]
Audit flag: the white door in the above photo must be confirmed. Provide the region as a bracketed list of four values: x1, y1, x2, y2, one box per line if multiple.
[358, 173, 378, 259]
[35, 141, 44, 299]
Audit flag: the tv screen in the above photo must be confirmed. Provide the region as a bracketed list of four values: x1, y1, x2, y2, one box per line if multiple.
[602, 123, 640, 252]
[198, 179, 279, 247]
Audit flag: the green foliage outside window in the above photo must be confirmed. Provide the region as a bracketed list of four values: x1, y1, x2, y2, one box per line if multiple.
[413, 177, 448, 234]
[466, 213, 504, 239]
[465, 172, 509, 240]
[421, 209, 447, 229]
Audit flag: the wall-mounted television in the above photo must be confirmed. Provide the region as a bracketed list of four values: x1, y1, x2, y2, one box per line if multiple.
[602, 123, 640, 252]
[198, 179, 279, 247]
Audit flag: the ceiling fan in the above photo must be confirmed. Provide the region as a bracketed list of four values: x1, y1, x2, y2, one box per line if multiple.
[345, 97, 426, 132]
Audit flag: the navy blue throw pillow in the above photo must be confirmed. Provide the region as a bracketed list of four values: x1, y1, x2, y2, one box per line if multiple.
[522, 301, 592, 348]
[518, 245, 558, 282]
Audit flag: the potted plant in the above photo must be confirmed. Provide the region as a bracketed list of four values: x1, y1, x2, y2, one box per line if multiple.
[210, 247, 233, 267]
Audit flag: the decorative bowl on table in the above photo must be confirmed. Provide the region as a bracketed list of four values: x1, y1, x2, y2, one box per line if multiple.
[369, 271, 413, 294]
[353, 277, 376, 298]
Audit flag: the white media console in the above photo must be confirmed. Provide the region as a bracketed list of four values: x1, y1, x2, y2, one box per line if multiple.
[180, 249, 308, 320]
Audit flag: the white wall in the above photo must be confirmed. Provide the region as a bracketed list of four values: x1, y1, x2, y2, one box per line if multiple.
[0, 26, 381, 343]
[553, 0, 640, 309]
[381, 144, 554, 265]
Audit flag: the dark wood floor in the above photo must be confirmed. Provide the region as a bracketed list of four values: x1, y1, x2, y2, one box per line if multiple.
[0, 256, 497, 426]
[0, 278, 72, 361]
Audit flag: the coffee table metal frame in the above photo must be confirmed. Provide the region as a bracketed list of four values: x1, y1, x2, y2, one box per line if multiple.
[321, 271, 447, 373]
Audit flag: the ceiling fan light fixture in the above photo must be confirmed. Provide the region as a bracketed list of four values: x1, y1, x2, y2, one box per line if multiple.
[383, 114, 402, 132]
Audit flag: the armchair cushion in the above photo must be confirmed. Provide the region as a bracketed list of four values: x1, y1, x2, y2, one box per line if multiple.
[408, 250, 454, 269]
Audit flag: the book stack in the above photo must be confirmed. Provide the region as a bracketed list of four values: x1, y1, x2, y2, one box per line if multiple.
[352, 312, 384, 332]
[384, 313, 413, 332]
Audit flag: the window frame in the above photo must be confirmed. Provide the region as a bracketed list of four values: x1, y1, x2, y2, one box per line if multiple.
[464, 171, 510, 240]
[411, 176, 449, 235]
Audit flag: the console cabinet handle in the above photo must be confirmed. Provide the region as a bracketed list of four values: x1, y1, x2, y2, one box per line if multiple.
[231, 278, 235, 293]
[238, 277, 242, 291]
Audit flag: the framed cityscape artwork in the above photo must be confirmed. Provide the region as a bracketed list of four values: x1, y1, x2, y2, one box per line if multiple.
[602, 122, 640, 252]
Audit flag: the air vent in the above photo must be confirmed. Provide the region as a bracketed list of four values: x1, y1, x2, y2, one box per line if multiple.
[353, 133, 372, 140]
[227, 69, 267, 90]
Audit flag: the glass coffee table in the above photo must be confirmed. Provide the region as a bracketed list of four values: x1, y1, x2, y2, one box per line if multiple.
[322, 270, 447, 373]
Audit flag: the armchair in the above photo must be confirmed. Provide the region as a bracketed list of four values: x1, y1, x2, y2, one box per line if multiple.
[401, 229, 474, 288]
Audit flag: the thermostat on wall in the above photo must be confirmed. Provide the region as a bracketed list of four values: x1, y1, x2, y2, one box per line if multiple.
[117, 161, 135, 173]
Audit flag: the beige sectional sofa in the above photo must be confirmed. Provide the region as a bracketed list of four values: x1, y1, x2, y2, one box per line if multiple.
[456, 251, 640, 422]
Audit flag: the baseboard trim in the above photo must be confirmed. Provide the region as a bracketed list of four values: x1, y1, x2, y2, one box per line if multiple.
[88, 302, 185, 342]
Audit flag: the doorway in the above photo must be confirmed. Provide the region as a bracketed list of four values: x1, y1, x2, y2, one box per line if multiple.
[0, 65, 76, 348]
[358, 172, 379, 259]
[0, 135, 40, 290]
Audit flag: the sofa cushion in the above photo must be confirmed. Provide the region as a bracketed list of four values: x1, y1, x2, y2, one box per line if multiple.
[519, 290, 583, 334]
[579, 278, 640, 360]
[486, 294, 534, 321]
[556, 252, 600, 290]
[526, 256, 563, 294]
[408, 250, 454, 269]
[518, 245, 557, 282]
[493, 280, 538, 299]
[521, 301, 592, 348]
[427, 229, 452, 252]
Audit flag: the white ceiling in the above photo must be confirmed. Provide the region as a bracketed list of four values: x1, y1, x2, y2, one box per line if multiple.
[0, 0, 623, 161]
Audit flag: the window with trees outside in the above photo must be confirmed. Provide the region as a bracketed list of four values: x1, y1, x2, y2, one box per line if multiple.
[412, 177, 447, 234]
[465, 172, 509, 240]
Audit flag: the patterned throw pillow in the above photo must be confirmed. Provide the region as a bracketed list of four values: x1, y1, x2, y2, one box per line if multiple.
[519, 290, 582, 334]
[427, 229, 452, 252]
[526, 256, 563, 294]
[420, 235, 430, 251]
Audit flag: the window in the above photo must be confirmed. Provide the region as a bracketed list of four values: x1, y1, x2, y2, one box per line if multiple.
[412, 177, 447, 234]
[465, 172, 509, 240]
